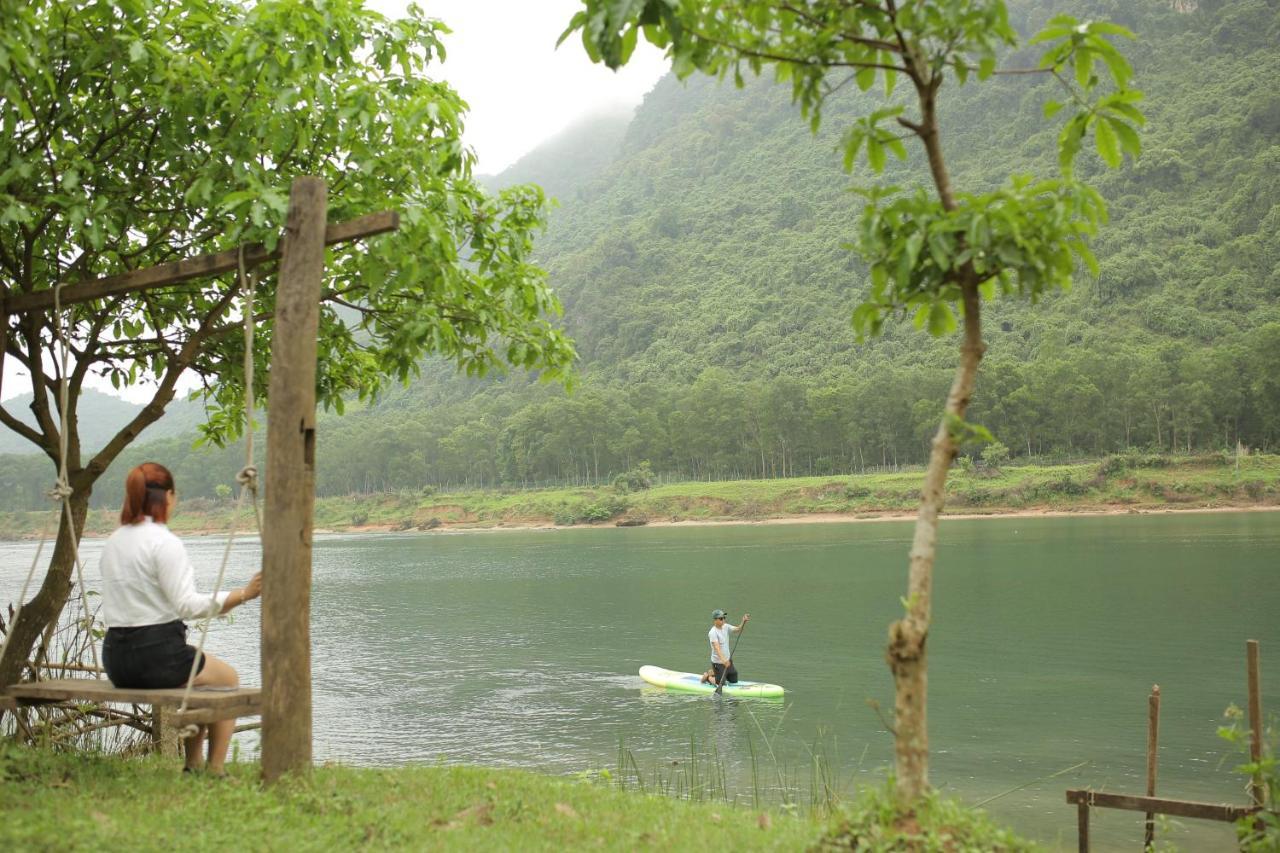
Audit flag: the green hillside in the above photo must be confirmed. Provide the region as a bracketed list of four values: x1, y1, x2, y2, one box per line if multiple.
[0, 391, 209, 457]
[2, 0, 1278, 506]
[311, 0, 1280, 491]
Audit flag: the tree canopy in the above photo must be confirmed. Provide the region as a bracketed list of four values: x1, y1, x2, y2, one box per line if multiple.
[1, 0, 574, 457]
[0, 0, 574, 684]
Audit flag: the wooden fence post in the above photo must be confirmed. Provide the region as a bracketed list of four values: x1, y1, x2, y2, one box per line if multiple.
[260, 177, 326, 783]
[1247, 640, 1263, 808]
[1076, 798, 1090, 853]
[1145, 684, 1161, 848]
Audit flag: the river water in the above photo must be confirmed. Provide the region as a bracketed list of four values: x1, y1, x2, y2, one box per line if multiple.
[3, 510, 1277, 850]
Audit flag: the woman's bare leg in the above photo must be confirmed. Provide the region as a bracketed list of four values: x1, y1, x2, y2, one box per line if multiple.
[183, 725, 207, 771]
[192, 652, 239, 774]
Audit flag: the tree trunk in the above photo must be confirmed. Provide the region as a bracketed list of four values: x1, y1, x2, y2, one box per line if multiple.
[886, 282, 985, 803]
[0, 486, 92, 689]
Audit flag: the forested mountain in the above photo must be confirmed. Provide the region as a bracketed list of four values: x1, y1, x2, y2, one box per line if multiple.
[0, 390, 207, 456]
[3, 0, 1278, 507]
[479, 105, 634, 202]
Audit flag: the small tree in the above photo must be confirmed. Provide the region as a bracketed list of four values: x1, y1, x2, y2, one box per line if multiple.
[564, 0, 1142, 802]
[613, 460, 655, 493]
[981, 441, 1011, 471]
[0, 0, 575, 686]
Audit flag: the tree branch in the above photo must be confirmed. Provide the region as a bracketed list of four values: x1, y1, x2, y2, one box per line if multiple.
[85, 285, 240, 478]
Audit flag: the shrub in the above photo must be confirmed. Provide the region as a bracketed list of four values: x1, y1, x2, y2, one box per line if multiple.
[1047, 476, 1087, 497]
[844, 483, 872, 499]
[980, 441, 1010, 471]
[612, 461, 655, 493]
[815, 781, 1035, 851]
[1244, 480, 1267, 500]
[1218, 705, 1278, 850]
[581, 497, 628, 523]
[1096, 454, 1129, 477]
[351, 511, 369, 526]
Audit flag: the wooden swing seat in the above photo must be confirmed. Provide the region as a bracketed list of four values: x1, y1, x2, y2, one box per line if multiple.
[4, 678, 261, 724]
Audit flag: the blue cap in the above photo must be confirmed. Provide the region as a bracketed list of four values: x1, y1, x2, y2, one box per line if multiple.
[711, 609, 728, 619]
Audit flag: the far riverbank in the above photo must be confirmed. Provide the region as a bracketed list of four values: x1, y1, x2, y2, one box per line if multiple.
[2, 452, 1275, 540]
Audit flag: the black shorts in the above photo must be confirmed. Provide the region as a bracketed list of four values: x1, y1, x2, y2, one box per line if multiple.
[712, 661, 739, 684]
[103, 620, 206, 689]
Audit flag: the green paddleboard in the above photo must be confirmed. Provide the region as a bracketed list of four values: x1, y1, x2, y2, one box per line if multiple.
[639, 665, 785, 698]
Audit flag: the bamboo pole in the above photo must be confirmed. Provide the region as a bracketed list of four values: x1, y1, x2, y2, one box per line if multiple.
[260, 177, 326, 784]
[1145, 684, 1161, 849]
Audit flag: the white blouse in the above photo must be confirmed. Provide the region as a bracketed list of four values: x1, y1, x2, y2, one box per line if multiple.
[98, 518, 229, 628]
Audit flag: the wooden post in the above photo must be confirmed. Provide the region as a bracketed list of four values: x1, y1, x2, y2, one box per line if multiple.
[1246, 640, 1264, 811]
[151, 706, 182, 758]
[260, 177, 326, 783]
[1076, 799, 1090, 853]
[1144, 684, 1161, 849]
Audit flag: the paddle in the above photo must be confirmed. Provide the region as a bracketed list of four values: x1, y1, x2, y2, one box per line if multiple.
[714, 614, 748, 695]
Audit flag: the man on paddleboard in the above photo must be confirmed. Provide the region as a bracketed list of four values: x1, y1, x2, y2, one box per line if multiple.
[700, 609, 749, 685]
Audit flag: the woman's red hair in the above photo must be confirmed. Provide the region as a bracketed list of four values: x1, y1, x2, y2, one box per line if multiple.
[120, 462, 175, 525]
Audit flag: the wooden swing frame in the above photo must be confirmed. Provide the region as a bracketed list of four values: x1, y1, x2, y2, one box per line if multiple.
[1, 178, 396, 782]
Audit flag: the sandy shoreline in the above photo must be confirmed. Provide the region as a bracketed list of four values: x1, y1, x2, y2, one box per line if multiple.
[4, 503, 1275, 542]
[325, 502, 1280, 537]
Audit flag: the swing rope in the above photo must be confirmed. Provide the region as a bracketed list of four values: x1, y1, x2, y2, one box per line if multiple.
[174, 245, 262, 728]
[53, 279, 102, 677]
[0, 281, 101, 677]
[1, 244, 262, 736]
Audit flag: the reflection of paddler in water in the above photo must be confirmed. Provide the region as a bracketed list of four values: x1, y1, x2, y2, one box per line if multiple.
[699, 608, 749, 686]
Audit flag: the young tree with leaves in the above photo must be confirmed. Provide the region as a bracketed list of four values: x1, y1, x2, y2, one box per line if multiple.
[563, 0, 1143, 802]
[0, 0, 575, 687]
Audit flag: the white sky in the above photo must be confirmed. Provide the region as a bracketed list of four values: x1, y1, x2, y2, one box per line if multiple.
[378, 0, 668, 174]
[1, 1, 668, 404]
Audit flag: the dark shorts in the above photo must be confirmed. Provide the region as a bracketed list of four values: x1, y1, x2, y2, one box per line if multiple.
[103, 620, 206, 689]
[712, 661, 739, 684]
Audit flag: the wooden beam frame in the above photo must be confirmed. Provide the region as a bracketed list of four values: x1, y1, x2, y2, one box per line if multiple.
[1066, 789, 1260, 852]
[259, 177, 326, 783]
[2, 180, 396, 782]
[1, 210, 398, 316]
[1065, 789, 1258, 823]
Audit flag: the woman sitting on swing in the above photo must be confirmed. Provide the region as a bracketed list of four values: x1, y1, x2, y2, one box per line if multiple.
[99, 462, 262, 776]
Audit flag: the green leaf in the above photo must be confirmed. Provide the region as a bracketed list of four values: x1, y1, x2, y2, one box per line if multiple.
[1074, 46, 1094, 89]
[1093, 41, 1133, 88]
[866, 137, 885, 172]
[855, 65, 876, 92]
[927, 302, 957, 336]
[1093, 115, 1121, 167]
[1105, 116, 1141, 158]
[1042, 100, 1064, 119]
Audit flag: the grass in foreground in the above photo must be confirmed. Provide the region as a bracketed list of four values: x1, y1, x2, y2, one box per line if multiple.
[0, 746, 1036, 851]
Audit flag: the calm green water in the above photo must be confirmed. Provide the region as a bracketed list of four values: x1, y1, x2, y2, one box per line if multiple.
[3, 511, 1278, 850]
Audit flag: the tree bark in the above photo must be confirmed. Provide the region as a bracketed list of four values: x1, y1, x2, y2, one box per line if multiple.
[0, 485, 91, 689]
[885, 54, 985, 803]
[887, 281, 985, 803]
